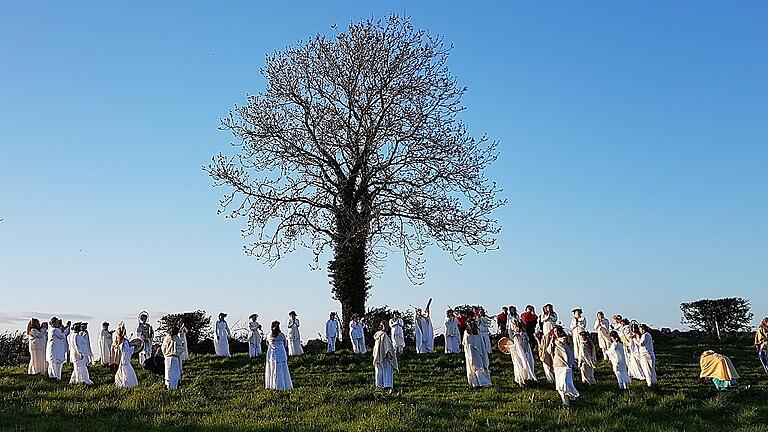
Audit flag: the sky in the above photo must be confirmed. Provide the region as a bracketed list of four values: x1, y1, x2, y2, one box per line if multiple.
[1, 2, 766, 341]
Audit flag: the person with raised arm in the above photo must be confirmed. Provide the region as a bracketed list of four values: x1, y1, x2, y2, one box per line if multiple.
[325, 312, 340, 353]
[349, 313, 367, 354]
[265, 321, 292, 390]
[373, 321, 398, 390]
[113, 322, 138, 388]
[214, 312, 231, 357]
[414, 298, 434, 353]
[286, 311, 303, 356]
[444, 309, 461, 354]
[389, 311, 405, 354]
[248, 314, 264, 357]
[540, 304, 558, 335]
[569, 308, 587, 352]
[26, 318, 46, 375]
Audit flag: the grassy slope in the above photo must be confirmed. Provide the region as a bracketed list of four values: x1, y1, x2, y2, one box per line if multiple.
[1, 337, 767, 432]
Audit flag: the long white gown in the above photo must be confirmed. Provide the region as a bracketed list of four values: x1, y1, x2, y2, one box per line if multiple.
[389, 318, 405, 353]
[509, 327, 537, 386]
[286, 318, 303, 356]
[373, 330, 398, 388]
[100, 329, 114, 365]
[416, 316, 434, 353]
[69, 333, 94, 385]
[550, 336, 578, 403]
[162, 335, 182, 389]
[541, 312, 558, 335]
[325, 319, 339, 353]
[444, 318, 460, 354]
[637, 333, 657, 386]
[265, 333, 292, 390]
[249, 321, 263, 357]
[570, 316, 587, 350]
[214, 320, 231, 357]
[621, 326, 644, 380]
[605, 341, 631, 389]
[463, 332, 491, 387]
[27, 329, 46, 375]
[594, 317, 611, 358]
[136, 322, 153, 364]
[114, 339, 138, 388]
[350, 321, 367, 354]
[477, 316, 492, 354]
[46, 327, 66, 380]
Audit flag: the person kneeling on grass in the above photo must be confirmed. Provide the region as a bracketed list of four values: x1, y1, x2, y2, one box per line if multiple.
[373, 321, 398, 390]
[162, 325, 183, 389]
[549, 325, 578, 406]
[699, 350, 739, 390]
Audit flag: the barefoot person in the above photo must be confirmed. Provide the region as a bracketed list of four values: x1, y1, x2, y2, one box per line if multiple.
[214, 312, 231, 357]
[162, 325, 183, 389]
[444, 309, 461, 354]
[286, 311, 303, 356]
[325, 312, 340, 353]
[373, 321, 398, 390]
[113, 322, 138, 388]
[265, 321, 292, 390]
[389, 311, 405, 354]
[549, 325, 578, 406]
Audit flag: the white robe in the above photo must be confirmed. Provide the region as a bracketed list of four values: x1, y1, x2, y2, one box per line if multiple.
[594, 317, 611, 354]
[69, 333, 94, 385]
[214, 320, 231, 357]
[265, 333, 292, 390]
[373, 330, 398, 388]
[605, 341, 631, 388]
[248, 321, 263, 357]
[136, 322, 153, 364]
[477, 316, 492, 354]
[162, 335, 183, 389]
[46, 327, 67, 379]
[286, 318, 303, 356]
[550, 337, 578, 403]
[100, 329, 114, 365]
[350, 321, 367, 354]
[27, 329, 46, 375]
[463, 333, 491, 387]
[541, 312, 558, 335]
[389, 318, 405, 353]
[325, 319, 339, 353]
[415, 316, 434, 353]
[444, 318, 460, 354]
[509, 331, 537, 385]
[570, 316, 587, 351]
[637, 333, 657, 386]
[114, 340, 138, 388]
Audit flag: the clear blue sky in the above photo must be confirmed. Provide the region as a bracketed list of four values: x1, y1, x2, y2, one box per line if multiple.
[1, 2, 766, 338]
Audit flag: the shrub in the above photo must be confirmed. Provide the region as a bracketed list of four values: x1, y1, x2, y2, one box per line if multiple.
[0, 331, 27, 366]
[157, 310, 213, 353]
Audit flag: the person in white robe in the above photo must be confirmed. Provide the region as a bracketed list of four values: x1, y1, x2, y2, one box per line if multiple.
[373, 321, 399, 389]
[636, 324, 657, 386]
[540, 304, 558, 335]
[325, 312, 340, 353]
[265, 321, 292, 390]
[476, 307, 493, 354]
[444, 309, 461, 354]
[569, 309, 587, 351]
[535, 330, 555, 383]
[594, 311, 611, 361]
[40, 321, 49, 373]
[577, 331, 596, 385]
[414, 298, 434, 353]
[549, 326, 578, 406]
[99, 322, 115, 366]
[248, 314, 264, 357]
[81, 322, 94, 364]
[462, 321, 492, 387]
[389, 311, 405, 354]
[214, 312, 231, 357]
[508, 316, 537, 386]
[286, 311, 303, 356]
[136, 312, 154, 365]
[69, 323, 94, 385]
[113, 322, 138, 388]
[61, 320, 71, 363]
[605, 331, 630, 389]
[620, 319, 644, 380]
[161, 325, 183, 389]
[26, 318, 46, 375]
[46, 318, 67, 380]
[349, 314, 367, 354]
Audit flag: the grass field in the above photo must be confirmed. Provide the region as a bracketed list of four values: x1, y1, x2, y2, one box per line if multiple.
[1, 336, 767, 431]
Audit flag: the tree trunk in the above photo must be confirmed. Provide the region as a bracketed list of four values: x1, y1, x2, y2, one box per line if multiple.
[328, 203, 370, 349]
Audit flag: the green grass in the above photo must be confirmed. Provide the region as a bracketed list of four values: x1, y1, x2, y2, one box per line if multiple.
[1, 337, 767, 431]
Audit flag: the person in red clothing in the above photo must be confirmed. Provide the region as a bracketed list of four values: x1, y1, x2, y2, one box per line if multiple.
[497, 307, 509, 338]
[520, 305, 538, 347]
[457, 312, 469, 341]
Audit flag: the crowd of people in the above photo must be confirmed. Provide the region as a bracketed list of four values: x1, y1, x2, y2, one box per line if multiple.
[20, 303, 768, 407]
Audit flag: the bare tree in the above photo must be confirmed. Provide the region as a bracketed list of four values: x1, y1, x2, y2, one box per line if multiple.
[205, 15, 505, 333]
